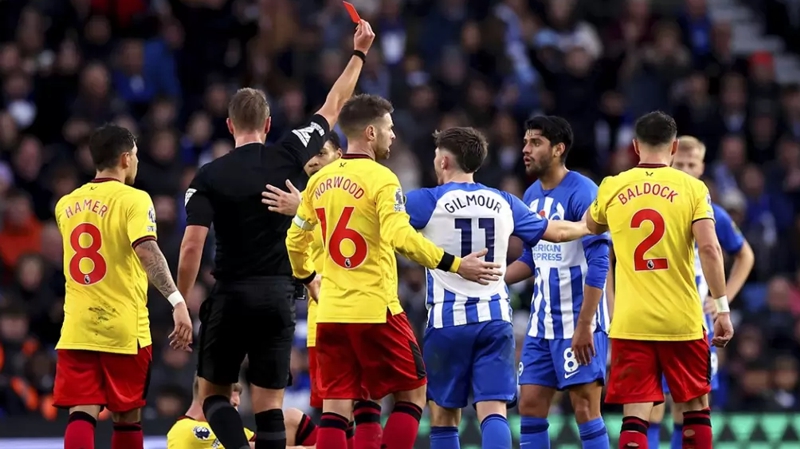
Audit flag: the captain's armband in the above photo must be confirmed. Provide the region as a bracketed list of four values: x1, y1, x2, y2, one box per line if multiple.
[292, 215, 315, 231]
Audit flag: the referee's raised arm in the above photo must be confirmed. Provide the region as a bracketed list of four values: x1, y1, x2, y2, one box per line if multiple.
[174, 20, 376, 449]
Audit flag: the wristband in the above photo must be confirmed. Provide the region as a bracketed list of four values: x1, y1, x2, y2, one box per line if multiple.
[168, 291, 185, 308]
[353, 50, 366, 62]
[299, 271, 317, 285]
[713, 296, 730, 313]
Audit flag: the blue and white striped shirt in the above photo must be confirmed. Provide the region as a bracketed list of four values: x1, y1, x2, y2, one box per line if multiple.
[518, 172, 611, 340]
[405, 182, 549, 329]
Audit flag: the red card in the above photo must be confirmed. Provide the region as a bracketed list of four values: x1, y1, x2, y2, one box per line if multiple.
[343, 1, 361, 23]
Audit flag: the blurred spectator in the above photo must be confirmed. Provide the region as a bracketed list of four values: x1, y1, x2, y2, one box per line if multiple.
[0, 0, 798, 426]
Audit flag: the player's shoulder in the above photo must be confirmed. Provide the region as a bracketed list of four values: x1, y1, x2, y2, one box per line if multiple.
[438, 182, 511, 201]
[167, 417, 211, 447]
[565, 171, 599, 191]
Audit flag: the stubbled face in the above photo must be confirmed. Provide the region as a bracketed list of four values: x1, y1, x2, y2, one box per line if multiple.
[671, 149, 704, 178]
[372, 113, 396, 160]
[304, 141, 341, 176]
[522, 129, 557, 177]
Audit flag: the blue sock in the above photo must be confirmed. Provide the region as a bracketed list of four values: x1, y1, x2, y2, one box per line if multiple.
[647, 422, 662, 449]
[430, 426, 460, 449]
[670, 424, 683, 449]
[520, 416, 550, 449]
[480, 414, 512, 449]
[577, 417, 609, 449]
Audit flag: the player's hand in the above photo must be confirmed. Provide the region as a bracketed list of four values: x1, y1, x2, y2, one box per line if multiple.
[306, 274, 322, 303]
[572, 322, 596, 365]
[262, 180, 301, 216]
[170, 302, 193, 352]
[353, 20, 375, 54]
[702, 295, 717, 319]
[711, 313, 734, 348]
[457, 249, 502, 285]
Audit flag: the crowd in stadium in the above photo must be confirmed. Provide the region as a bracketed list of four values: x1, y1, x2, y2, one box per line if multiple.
[1, 0, 800, 426]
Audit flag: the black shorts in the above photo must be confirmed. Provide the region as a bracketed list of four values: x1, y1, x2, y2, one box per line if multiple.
[197, 276, 296, 389]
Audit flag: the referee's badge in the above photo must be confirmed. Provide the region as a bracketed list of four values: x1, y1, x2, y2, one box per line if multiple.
[185, 188, 196, 207]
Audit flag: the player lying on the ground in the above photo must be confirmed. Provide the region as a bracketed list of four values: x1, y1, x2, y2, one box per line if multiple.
[263, 132, 384, 446]
[401, 126, 591, 449]
[644, 135, 754, 449]
[54, 124, 192, 449]
[167, 378, 318, 449]
[503, 116, 611, 449]
[286, 94, 504, 449]
[584, 111, 734, 449]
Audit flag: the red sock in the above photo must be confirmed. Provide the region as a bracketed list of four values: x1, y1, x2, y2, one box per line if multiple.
[354, 401, 382, 449]
[318, 413, 349, 449]
[65, 412, 96, 449]
[682, 409, 713, 449]
[297, 413, 319, 446]
[381, 402, 422, 449]
[346, 421, 355, 449]
[111, 422, 143, 449]
[619, 416, 649, 449]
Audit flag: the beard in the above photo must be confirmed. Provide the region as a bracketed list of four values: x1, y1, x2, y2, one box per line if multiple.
[526, 157, 552, 177]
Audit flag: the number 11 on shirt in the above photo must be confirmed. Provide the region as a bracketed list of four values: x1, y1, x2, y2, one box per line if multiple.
[454, 218, 495, 262]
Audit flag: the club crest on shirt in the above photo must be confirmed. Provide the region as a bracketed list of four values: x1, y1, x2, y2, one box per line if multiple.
[193, 425, 211, 440]
[394, 187, 405, 212]
[185, 188, 197, 207]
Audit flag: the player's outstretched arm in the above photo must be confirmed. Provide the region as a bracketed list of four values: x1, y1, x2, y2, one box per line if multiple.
[314, 21, 375, 129]
[376, 182, 501, 284]
[541, 219, 591, 242]
[135, 240, 193, 351]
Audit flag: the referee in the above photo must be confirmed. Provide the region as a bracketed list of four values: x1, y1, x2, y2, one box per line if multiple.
[176, 21, 376, 449]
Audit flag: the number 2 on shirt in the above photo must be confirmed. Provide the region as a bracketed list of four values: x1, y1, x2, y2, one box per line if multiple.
[69, 222, 107, 285]
[631, 208, 668, 271]
[315, 207, 368, 269]
[454, 218, 495, 262]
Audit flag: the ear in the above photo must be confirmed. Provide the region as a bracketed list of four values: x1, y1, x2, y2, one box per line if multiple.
[120, 151, 131, 169]
[670, 139, 678, 156]
[632, 139, 640, 156]
[366, 124, 376, 141]
[264, 116, 271, 135]
[335, 149, 343, 158]
[554, 142, 565, 159]
[226, 118, 235, 136]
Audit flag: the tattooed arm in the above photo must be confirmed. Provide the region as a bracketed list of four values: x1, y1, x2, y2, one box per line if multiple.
[135, 239, 194, 350]
[134, 240, 179, 298]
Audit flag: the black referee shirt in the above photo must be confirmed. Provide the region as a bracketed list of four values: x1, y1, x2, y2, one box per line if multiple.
[184, 115, 330, 280]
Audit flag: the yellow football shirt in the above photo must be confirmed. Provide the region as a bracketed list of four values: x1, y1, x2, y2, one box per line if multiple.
[55, 178, 157, 354]
[590, 164, 714, 341]
[167, 416, 254, 449]
[287, 154, 461, 324]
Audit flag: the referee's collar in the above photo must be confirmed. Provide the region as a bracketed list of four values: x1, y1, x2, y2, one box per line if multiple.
[636, 163, 668, 168]
[341, 154, 372, 160]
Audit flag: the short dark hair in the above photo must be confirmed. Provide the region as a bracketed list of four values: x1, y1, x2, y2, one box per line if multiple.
[634, 111, 678, 147]
[325, 132, 342, 150]
[89, 124, 136, 170]
[228, 87, 270, 132]
[433, 127, 488, 173]
[525, 116, 574, 160]
[338, 94, 394, 137]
